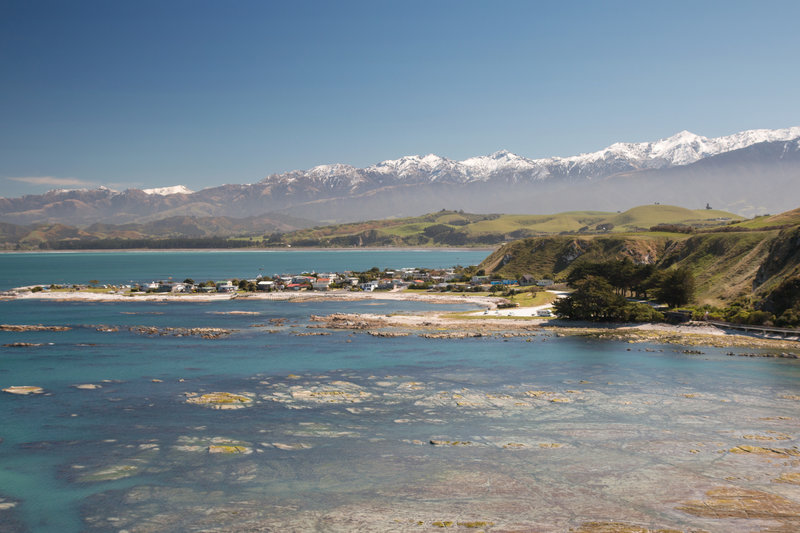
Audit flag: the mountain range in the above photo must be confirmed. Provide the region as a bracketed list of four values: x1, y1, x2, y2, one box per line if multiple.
[2, 127, 799, 225]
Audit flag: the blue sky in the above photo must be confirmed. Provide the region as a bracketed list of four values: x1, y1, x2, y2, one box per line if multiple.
[2, 0, 799, 196]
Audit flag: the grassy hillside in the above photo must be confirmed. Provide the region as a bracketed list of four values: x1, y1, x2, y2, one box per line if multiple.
[1, 204, 742, 250]
[0, 214, 316, 249]
[479, 219, 797, 307]
[278, 205, 741, 247]
[727, 207, 800, 229]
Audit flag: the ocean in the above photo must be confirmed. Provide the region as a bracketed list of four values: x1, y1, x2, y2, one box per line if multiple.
[1, 251, 799, 532]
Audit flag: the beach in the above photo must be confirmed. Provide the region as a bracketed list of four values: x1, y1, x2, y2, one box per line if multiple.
[6, 286, 799, 351]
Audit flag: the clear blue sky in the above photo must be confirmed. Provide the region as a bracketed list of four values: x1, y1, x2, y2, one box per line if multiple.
[2, 0, 799, 196]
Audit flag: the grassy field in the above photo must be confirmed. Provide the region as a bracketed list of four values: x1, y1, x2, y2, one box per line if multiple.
[279, 204, 742, 247]
[729, 207, 800, 229]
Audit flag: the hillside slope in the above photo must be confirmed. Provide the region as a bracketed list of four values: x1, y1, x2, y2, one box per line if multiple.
[280, 205, 740, 247]
[0, 213, 316, 248]
[480, 207, 800, 307]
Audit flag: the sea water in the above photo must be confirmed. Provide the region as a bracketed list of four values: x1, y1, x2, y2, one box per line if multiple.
[0, 249, 490, 290]
[1, 252, 799, 532]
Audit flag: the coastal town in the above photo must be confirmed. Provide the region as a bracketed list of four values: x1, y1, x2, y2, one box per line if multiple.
[13, 266, 555, 299]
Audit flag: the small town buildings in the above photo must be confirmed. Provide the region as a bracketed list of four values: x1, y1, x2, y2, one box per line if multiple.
[257, 280, 275, 291]
[312, 277, 331, 291]
[170, 283, 188, 293]
[360, 281, 378, 292]
[376, 279, 396, 290]
[518, 274, 536, 286]
[537, 279, 554, 287]
[216, 281, 236, 293]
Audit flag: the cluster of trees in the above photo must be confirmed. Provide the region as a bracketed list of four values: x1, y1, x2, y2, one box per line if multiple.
[554, 259, 696, 322]
[421, 225, 504, 245]
[649, 224, 695, 234]
[566, 259, 695, 308]
[553, 276, 664, 322]
[767, 276, 800, 327]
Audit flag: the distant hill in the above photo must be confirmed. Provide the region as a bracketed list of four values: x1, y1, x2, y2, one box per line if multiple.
[0, 213, 316, 249]
[277, 205, 742, 247]
[0, 204, 742, 250]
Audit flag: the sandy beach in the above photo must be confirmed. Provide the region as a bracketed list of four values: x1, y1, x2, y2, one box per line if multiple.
[5, 287, 504, 306]
[6, 286, 799, 351]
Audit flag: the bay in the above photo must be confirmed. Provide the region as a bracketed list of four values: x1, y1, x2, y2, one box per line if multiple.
[1, 251, 799, 532]
[0, 249, 491, 290]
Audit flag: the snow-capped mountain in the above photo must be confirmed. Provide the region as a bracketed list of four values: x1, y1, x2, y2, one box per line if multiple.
[259, 127, 800, 188]
[142, 185, 193, 196]
[2, 127, 799, 225]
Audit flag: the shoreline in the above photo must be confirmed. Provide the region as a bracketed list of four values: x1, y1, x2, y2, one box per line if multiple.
[4, 287, 799, 351]
[308, 311, 800, 350]
[3, 288, 506, 307]
[0, 246, 497, 254]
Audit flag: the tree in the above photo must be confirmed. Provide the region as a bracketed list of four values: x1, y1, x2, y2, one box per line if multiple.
[654, 268, 695, 308]
[183, 278, 195, 285]
[553, 276, 628, 321]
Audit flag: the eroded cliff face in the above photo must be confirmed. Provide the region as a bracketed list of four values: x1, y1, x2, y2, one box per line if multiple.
[481, 236, 670, 278]
[753, 226, 800, 313]
[754, 226, 800, 288]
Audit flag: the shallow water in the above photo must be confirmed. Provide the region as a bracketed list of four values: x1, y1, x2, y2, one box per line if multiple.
[2, 251, 800, 531]
[1, 298, 799, 532]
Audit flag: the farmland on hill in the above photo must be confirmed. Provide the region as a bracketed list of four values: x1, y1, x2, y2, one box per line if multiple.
[277, 204, 740, 247]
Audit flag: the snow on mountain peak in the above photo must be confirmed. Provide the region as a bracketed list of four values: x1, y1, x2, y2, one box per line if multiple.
[256, 126, 800, 189]
[142, 185, 193, 196]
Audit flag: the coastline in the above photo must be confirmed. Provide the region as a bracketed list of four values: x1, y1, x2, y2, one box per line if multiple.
[5, 287, 799, 351]
[0, 246, 497, 254]
[308, 311, 800, 350]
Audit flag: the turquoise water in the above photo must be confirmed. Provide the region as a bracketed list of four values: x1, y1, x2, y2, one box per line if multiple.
[1, 252, 800, 532]
[0, 249, 490, 290]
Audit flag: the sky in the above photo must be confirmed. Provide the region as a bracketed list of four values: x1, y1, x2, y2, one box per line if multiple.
[2, 0, 800, 197]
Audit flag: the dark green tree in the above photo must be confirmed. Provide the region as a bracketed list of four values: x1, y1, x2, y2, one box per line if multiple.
[553, 276, 628, 321]
[654, 268, 695, 308]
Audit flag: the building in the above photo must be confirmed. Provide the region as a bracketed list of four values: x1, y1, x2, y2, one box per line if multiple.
[312, 277, 331, 291]
[216, 281, 236, 293]
[518, 274, 536, 286]
[257, 280, 275, 291]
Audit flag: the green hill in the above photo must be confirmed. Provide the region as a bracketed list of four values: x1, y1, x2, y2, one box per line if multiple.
[0, 214, 316, 249]
[278, 205, 742, 247]
[727, 207, 800, 229]
[480, 206, 800, 309]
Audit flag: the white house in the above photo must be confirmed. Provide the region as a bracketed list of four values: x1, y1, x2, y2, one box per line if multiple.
[216, 281, 236, 293]
[257, 280, 275, 291]
[360, 281, 378, 292]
